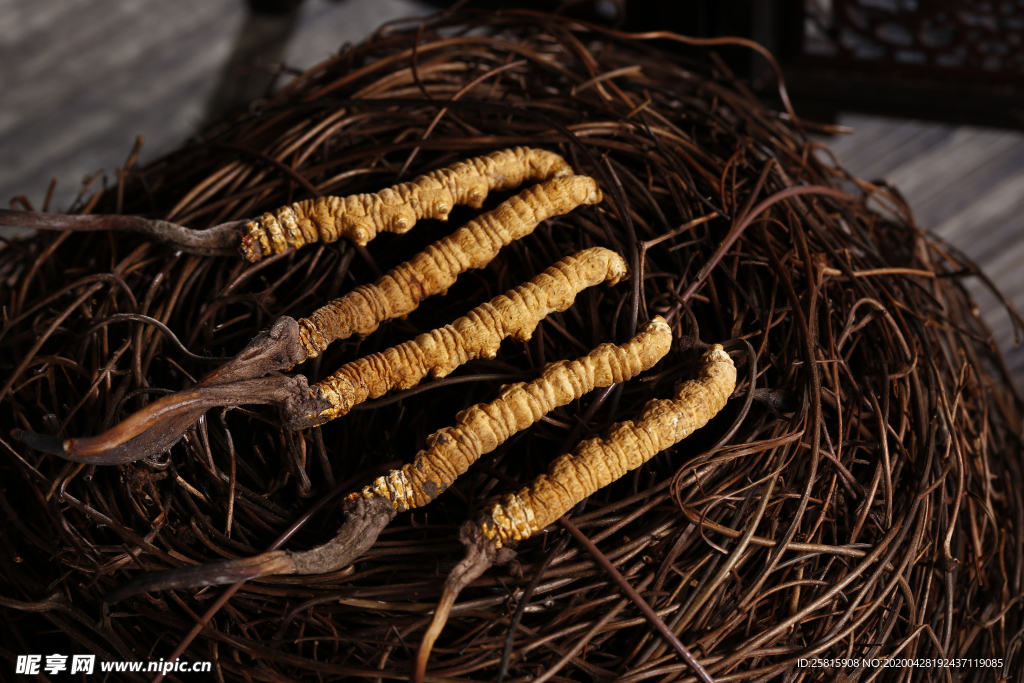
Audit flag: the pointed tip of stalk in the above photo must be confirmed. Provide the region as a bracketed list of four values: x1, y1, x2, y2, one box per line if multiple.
[13, 407, 210, 465]
[10, 429, 68, 456]
[104, 551, 296, 604]
[15, 316, 310, 466]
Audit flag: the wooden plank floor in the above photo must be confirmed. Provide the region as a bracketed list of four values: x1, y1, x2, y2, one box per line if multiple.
[0, 0, 432, 216]
[1, 2, 1021, 391]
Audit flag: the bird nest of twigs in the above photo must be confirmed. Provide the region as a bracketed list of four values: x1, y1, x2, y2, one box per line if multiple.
[2, 9, 1024, 683]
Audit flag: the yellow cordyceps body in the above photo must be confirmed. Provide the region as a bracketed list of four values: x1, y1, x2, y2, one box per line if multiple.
[296, 175, 602, 358]
[292, 247, 629, 427]
[480, 344, 736, 547]
[240, 147, 572, 261]
[359, 317, 673, 512]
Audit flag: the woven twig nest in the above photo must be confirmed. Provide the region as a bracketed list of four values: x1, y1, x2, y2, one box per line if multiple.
[2, 10, 1023, 682]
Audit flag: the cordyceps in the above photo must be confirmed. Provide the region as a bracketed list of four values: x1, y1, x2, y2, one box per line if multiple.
[104, 318, 673, 603]
[241, 146, 572, 260]
[12, 173, 604, 463]
[0, 147, 572, 261]
[298, 174, 601, 357]
[288, 246, 628, 428]
[7, 10, 1024, 683]
[15, 247, 624, 463]
[412, 344, 737, 682]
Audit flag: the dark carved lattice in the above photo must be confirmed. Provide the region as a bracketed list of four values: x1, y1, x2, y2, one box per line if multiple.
[802, 0, 1024, 81]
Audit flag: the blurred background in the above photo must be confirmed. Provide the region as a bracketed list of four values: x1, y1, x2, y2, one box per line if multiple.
[1, 0, 1022, 389]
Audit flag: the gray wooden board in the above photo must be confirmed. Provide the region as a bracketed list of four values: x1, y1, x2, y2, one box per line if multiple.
[0, 0, 431, 218]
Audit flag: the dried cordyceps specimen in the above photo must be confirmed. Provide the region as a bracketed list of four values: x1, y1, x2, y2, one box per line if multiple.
[360, 316, 672, 512]
[481, 344, 736, 546]
[286, 246, 629, 428]
[103, 319, 672, 603]
[15, 247, 626, 463]
[6, 12, 1024, 680]
[412, 344, 736, 681]
[297, 174, 601, 357]
[13, 178, 606, 463]
[0, 148, 571, 261]
[240, 146, 572, 261]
